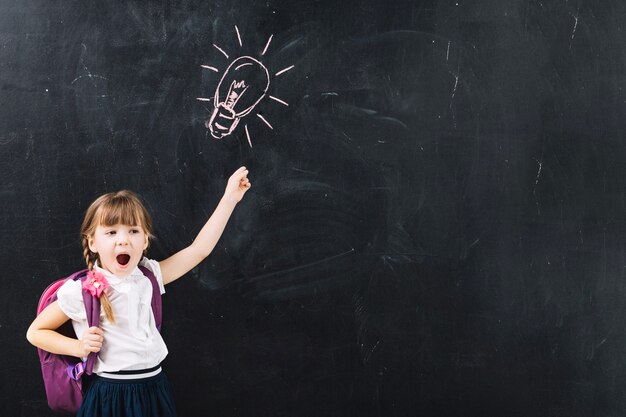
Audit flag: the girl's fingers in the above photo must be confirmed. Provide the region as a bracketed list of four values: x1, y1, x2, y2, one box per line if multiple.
[84, 327, 104, 345]
[233, 166, 247, 176]
[88, 326, 103, 335]
[87, 335, 104, 343]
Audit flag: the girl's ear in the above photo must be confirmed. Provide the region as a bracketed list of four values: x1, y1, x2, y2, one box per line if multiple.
[143, 233, 149, 251]
[88, 236, 97, 253]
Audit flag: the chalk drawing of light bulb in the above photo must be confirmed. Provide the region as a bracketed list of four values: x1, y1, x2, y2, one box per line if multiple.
[206, 56, 270, 139]
[197, 26, 294, 147]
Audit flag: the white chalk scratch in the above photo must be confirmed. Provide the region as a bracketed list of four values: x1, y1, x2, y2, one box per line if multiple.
[71, 74, 108, 85]
[363, 339, 381, 363]
[569, 10, 579, 49]
[534, 158, 543, 186]
[533, 156, 544, 215]
[74, 43, 108, 87]
[449, 72, 459, 129]
[450, 74, 459, 101]
[446, 41, 451, 61]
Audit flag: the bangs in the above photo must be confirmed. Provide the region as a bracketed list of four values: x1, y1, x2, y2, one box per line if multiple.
[94, 195, 150, 231]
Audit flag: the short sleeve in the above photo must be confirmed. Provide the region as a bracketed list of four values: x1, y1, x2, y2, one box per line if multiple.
[139, 258, 166, 295]
[56, 279, 87, 322]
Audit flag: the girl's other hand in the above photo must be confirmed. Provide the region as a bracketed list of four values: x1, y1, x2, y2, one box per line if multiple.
[77, 326, 104, 357]
[224, 166, 251, 204]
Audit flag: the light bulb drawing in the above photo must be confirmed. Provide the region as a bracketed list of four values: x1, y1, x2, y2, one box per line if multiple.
[197, 26, 294, 147]
[206, 56, 270, 139]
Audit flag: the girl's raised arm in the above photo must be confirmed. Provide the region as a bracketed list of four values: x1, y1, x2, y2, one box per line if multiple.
[159, 166, 251, 285]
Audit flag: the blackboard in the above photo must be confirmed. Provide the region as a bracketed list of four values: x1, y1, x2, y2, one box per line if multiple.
[2, 0, 625, 416]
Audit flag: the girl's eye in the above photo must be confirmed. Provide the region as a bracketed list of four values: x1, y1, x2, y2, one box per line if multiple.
[130, 229, 140, 234]
[105, 231, 116, 236]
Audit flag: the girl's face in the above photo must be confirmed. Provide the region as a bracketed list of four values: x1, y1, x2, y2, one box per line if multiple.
[88, 223, 149, 277]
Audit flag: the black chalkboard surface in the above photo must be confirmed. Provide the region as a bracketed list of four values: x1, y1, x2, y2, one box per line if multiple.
[2, 0, 625, 416]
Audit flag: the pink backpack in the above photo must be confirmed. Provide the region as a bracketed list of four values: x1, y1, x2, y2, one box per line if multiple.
[35, 267, 162, 415]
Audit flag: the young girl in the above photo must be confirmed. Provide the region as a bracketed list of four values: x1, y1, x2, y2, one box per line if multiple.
[26, 166, 251, 416]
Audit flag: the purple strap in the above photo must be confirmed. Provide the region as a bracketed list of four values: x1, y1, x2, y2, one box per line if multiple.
[138, 266, 163, 331]
[67, 362, 85, 381]
[80, 271, 100, 376]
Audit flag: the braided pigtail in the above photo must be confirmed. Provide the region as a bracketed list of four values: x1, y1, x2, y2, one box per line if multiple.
[99, 291, 116, 324]
[82, 237, 95, 271]
[82, 235, 116, 324]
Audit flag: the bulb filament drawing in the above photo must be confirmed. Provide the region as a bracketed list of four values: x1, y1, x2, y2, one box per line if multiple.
[206, 57, 270, 139]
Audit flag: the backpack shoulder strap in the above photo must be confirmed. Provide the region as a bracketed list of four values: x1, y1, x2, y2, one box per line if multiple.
[138, 265, 163, 331]
[70, 270, 100, 375]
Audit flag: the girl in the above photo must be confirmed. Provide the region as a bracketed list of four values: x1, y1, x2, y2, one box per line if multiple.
[26, 166, 251, 416]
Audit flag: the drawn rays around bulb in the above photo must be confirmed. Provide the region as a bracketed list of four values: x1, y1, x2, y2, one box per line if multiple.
[275, 65, 294, 77]
[196, 26, 294, 147]
[201, 65, 219, 73]
[261, 34, 273, 56]
[235, 25, 243, 48]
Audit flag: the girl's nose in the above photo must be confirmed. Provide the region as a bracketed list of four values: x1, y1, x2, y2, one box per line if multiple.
[116, 233, 129, 245]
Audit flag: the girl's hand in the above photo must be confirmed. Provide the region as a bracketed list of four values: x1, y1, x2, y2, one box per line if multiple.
[77, 326, 104, 357]
[224, 166, 251, 204]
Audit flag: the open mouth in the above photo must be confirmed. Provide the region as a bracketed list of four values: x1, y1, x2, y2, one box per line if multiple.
[116, 254, 131, 266]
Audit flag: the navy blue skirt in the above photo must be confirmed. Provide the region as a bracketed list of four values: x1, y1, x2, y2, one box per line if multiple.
[77, 371, 177, 417]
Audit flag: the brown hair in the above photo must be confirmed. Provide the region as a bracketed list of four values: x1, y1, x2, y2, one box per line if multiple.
[80, 190, 154, 323]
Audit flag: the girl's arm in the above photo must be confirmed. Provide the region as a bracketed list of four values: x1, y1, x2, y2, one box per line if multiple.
[159, 166, 251, 285]
[26, 301, 103, 357]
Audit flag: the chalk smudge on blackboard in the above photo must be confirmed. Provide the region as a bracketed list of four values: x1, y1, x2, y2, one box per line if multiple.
[449, 71, 459, 129]
[72, 44, 108, 86]
[569, 9, 579, 49]
[533, 156, 544, 215]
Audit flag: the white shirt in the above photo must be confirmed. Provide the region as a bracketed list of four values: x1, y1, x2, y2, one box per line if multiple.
[56, 257, 168, 374]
